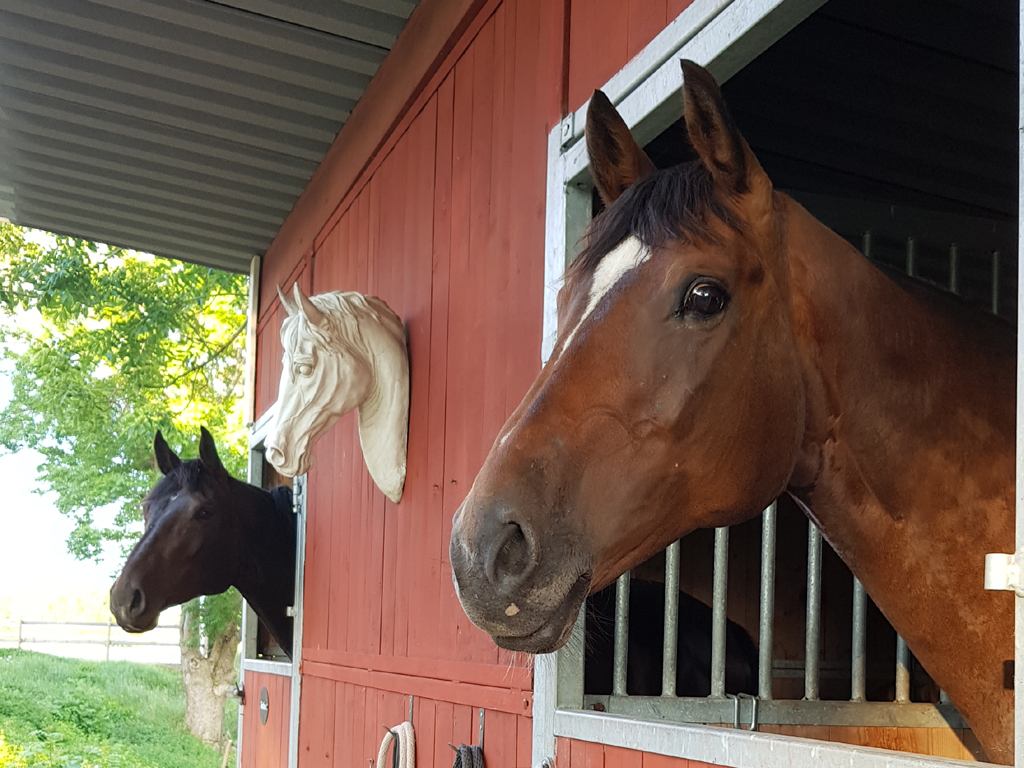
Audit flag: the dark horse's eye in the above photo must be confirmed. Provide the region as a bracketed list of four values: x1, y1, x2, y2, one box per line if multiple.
[194, 507, 213, 521]
[679, 281, 729, 321]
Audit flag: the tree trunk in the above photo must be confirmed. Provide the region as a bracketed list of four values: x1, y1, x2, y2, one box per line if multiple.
[180, 613, 240, 746]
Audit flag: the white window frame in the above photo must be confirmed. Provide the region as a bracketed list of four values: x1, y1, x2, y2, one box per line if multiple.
[238, 402, 307, 768]
[535, 0, 1024, 765]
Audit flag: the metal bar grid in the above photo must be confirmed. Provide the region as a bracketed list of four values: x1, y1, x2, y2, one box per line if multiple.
[711, 527, 730, 698]
[662, 541, 681, 697]
[758, 503, 777, 700]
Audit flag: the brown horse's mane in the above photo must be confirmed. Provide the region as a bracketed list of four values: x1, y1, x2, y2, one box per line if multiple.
[567, 160, 742, 290]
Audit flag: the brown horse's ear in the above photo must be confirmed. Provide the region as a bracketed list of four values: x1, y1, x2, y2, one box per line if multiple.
[681, 60, 769, 200]
[586, 90, 656, 205]
[154, 431, 181, 475]
[198, 427, 227, 477]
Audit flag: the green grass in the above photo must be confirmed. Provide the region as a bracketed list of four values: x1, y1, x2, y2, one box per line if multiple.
[0, 650, 238, 768]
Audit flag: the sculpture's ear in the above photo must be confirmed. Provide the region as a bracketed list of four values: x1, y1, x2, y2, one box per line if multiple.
[154, 431, 181, 475]
[586, 89, 655, 206]
[198, 427, 227, 478]
[293, 283, 328, 329]
[277, 285, 298, 316]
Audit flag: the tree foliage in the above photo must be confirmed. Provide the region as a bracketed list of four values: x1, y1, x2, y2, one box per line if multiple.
[0, 222, 248, 660]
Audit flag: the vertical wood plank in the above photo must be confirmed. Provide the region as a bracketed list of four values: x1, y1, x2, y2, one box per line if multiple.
[627, 0, 668, 59]
[433, 701, 456, 768]
[443, 26, 479, 664]
[432, 70, 459, 668]
[667, 0, 696, 22]
[516, 714, 533, 768]
[414, 698, 438, 768]
[482, 710, 516, 768]
[604, 746, 643, 768]
[567, 0, 628, 112]
[641, 752, 686, 768]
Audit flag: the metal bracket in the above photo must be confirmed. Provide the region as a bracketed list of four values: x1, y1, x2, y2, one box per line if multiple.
[726, 693, 759, 731]
[478, 707, 485, 749]
[985, 548, 1024, 597]
[285, 605, 297, 617]
[559, 115, 575, 149]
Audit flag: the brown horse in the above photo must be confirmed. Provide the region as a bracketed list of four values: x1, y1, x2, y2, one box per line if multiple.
[110, 429, 296, 656]
[450, 61, 1015, 762]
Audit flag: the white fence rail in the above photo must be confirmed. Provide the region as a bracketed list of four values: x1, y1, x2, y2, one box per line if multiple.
[0, 617, 180, 665]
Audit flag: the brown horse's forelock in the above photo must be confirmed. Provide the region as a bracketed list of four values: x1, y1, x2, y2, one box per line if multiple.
[567, 160, 742, 290]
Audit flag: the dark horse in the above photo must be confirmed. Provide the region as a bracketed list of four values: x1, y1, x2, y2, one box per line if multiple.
[110, 428, 297, 656]
[451, 62, 1015, 761]
[585, 579, 757, 697]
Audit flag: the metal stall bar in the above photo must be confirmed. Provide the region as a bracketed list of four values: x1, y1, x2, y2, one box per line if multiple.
[711, 527, 730, 698]
[804, 521, 823, 701]
[613, 572, 631, 697]
[906, 237, 917, 277]
[662, 541, 681, 697]
[862, 230, 873, 259]
[949, 243, 960, 294]
[759, 503, 777, 700]
[851, 578, 867, 702]
[895, 635, 911, 703]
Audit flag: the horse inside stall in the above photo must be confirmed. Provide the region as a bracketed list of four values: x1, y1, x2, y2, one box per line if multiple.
[450, 61, 1015, 762]
[110, 428, 297, 656]
[585, 579, 758, 697]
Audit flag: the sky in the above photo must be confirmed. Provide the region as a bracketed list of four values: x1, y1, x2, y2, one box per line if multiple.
[0, 369, 125, 620]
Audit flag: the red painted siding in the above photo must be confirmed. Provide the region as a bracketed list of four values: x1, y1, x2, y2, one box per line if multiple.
[249, 0, 567, 764]
[557, 738, 714, 768]
[241, 672, 291, 768]
[567, 0, 696, 112]
[251, 0, 691, 764]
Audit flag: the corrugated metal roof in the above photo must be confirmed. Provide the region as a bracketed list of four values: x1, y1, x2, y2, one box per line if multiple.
[0, 0, 422, 272]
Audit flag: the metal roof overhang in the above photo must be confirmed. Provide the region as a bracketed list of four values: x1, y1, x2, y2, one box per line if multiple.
[0, 0, 421, 272]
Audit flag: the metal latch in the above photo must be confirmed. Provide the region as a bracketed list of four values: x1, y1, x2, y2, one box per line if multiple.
[559, 115, 575, 148]
[984, 548, 1024, 597]
[285, 605, 297, 617]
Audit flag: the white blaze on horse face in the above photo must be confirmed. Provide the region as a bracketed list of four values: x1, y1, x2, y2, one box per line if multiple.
[556, 236, 651, 359]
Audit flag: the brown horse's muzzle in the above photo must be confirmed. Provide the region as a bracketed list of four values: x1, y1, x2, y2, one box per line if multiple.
[450, 494, 591, 653]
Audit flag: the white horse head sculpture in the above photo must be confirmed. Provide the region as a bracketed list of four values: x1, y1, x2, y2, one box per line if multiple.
[265, 284, 409, 503]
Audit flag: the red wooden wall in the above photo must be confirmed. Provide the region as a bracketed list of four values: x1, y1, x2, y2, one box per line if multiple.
[250, 0, 702, 765]
[558, 738, 707, 768]
[241, 672, 291, 768]
[567, 0, 696, 112]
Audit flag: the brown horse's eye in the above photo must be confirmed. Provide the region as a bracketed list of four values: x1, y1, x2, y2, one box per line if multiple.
[680, 281, 729, 320]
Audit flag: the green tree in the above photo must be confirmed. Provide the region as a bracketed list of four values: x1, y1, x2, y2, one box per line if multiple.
[0, 222, 248, 746]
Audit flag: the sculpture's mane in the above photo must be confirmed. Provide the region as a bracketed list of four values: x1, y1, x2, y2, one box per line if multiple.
[282, 292, 405, 365]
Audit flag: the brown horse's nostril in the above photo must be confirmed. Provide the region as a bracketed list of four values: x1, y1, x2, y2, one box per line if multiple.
[486, 521, 535, 589]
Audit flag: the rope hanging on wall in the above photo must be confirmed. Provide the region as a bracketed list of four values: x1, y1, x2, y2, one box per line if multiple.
[378, 722, 416, 768]
[451, 744, 485, 768]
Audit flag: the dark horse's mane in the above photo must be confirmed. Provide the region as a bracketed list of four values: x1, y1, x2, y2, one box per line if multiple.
[567, 160, 742, 290]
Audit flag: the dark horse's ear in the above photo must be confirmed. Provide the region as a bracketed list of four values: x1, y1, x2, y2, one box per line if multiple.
[680, 60, 770, 201]
[198, 427, 227, 478]
[586, 90, 656, 206]
[154, 431, 182, 475]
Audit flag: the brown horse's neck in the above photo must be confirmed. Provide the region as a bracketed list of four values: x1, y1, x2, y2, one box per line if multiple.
[233, 483, 297, 657]
[781, 196, 1015, 762]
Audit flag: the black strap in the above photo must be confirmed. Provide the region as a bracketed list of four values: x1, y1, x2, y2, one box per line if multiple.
[452, 744, 485, 768]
